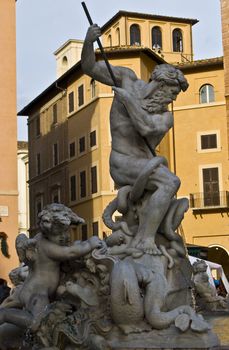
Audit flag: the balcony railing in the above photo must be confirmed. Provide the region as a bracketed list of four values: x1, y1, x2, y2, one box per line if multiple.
[189, 191, 229, 210]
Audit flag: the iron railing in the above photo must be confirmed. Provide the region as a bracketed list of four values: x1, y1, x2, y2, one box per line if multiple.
[189, 191, 229, 209]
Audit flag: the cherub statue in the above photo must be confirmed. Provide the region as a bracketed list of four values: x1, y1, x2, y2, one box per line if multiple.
[192, 260, 228, 311]
[0, 203, 103, 332]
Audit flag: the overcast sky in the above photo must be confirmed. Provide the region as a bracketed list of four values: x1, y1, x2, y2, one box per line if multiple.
[16, 0, 223, 140]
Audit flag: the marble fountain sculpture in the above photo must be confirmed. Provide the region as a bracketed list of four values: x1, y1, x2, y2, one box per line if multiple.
[0, 24, 220, 350]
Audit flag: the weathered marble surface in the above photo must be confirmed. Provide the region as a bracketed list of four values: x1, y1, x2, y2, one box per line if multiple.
[192, 260, 229, 312]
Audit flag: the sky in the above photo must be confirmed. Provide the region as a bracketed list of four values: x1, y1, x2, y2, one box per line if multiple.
[16, 0, 223, 140]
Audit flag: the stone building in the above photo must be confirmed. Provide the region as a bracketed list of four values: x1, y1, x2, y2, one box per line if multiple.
[19, 10, 229, 275]
[0, 0, 19, 281]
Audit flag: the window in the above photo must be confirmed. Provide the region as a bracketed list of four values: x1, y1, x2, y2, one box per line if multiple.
[90, 130, 97, 148]
[52, 104, 57, 124]
[79, 136, 86, 154]
[90, 79, 96, 98]
[130, 24, 141, 46]
[35, 195, 43, 218]
[70, 175, 76, 201]
[201, 134, 217, 150]
[203, 167, 220, 206]
[62, 56, 68, 69]
[69, 141, 76, 158]
[116, 28, 120, 46]
[36, 116, 40, 136]
[53, 143, 58, 166]
[81, 224, 88, 240]
[92, 221, 99, 236]
[152, 26, 162, 49]
[80, 170, 86, 198]
[91, 166, 98, 194]
[78, 84, 84, 107]
[68, 91, 74, 113]
[108, 34, 112, 47]
[52, 188, 60, 203]
[36, 153, 41, 175]
[199, 84, 215, 103]
[173, 28, 183, 52]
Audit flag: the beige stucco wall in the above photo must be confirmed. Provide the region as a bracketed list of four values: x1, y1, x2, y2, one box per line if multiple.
[0, 0, 19, 281]
[173, 66, 229, 255]
[102, 16, 193, 64]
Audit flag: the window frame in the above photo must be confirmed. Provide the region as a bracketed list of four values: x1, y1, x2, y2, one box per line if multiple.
[130, 24, 141, 46]
[78, 135, 87, 156]
[36, 153, 41, 175]
[199, 84, 215, 104]
[69, 139, 76, 159]
[35, 194, 44, 218]
[77, 83, 85, 108]
[91, 165, 98, 194]
[35, 115, 41, 137]
[79, 168, 87, 199]
[199, 163, 222, 207]
[172, 28, 183, 52]
[69, 173, 77, 202]
[116, 27, 120, 46]
[52, 103, 58, 125]
[89, 129, 97, 149]
[81, 223, 88, 241]
[51, 186, 60, 203]
[90, 79, 96, 99]
[68, 91, 75, 114]
[152, 26, 162, 50]
[197, 130, 220, 153]
[53, 142, 59, 167]
[92, 220, 99, 236]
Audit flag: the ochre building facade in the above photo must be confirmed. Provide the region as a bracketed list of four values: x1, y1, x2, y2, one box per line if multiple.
[0, 0, 19, 281]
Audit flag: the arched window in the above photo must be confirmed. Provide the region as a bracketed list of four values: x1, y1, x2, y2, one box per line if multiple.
[108, 35, 112, 47]
[172, 28, 183, 52]
[199, 84, 215, 103]
[130, 24, 141, 46]
[90, 79, 96, 98]
[62, 56, 68, 69]
[152, 26, 162, 50]
[116, 28, 120, 46]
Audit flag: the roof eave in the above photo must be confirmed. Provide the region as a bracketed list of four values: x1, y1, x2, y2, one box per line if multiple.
[18, 47, 165, 116]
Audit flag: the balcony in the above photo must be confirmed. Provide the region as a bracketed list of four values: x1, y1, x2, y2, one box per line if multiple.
[189, 191, 229, 210]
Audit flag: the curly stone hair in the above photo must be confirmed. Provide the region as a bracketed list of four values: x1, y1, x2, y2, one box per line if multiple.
[151, 64, 189, 91]
[37, 203, 84, 228]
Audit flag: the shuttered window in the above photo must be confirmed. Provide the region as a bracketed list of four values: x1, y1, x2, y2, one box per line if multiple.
[70, 175, 76, 201]
[78, 85, 84, 107]
[68, 91, 74, 113]
[92, 221, 99, 236]
[201, 134, 217, 149]
[91, 166, 97, 194]
[203, 167, 220, 206]
[90, 130, 96, 148]
[80, 170, 86, 198]
[81, 224, 88, 240]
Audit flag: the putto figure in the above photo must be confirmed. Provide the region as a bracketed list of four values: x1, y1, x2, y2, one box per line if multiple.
[0, 203, 103, 331]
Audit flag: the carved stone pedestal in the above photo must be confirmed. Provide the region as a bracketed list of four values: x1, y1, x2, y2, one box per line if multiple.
[106, 327, 219, 350]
